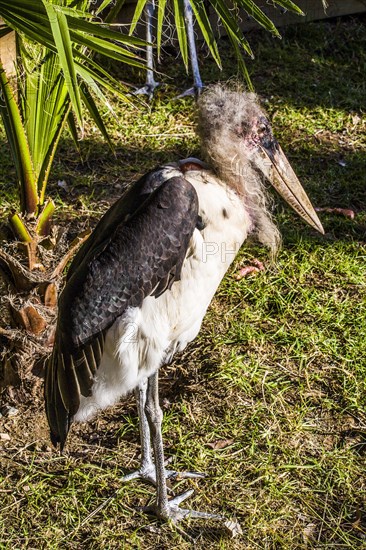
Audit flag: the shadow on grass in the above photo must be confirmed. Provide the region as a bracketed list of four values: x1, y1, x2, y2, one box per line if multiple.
[249, 16, 366, 109]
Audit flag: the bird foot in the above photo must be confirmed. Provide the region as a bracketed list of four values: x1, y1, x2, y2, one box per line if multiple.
[140, 489, 224, 524]
[131, 82, 160, 100]
[166, 469, 205, 481]
[175, 85, 204, 100]
[122, 463, 157, 486]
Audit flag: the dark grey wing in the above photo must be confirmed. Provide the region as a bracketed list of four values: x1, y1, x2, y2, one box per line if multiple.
[45, 176, 199, 448]
[66, 166, 172, 281]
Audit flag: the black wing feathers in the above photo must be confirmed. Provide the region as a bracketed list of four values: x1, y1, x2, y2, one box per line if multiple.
[66, 167, 171, 282]
[45, 175, 199, 448]
[61, 176, 198, 347]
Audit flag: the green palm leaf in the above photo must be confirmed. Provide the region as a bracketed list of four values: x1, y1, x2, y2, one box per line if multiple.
[173, 0, 189, 70]
[43, 3, 83, 127]
[156, 0, 167, 58]
[128, 0, 303, 85]
[236, 0, 280, 36]
[209, 0, 254, 57]
[96, 0, 127, 22]
[129, 0, 148, 36]
[273, 0, 304, 15]
[0, 1, 146, 67]
[0, 59, 38, 214]
[190, 0, 221, 68]
[80, 82, 114, 150]
[0, 0, 149, 222]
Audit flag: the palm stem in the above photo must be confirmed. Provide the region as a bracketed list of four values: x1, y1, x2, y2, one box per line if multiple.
[0, 59, 38, 215]
[36, 199, 55, 237]
[8, 213, 32, 243]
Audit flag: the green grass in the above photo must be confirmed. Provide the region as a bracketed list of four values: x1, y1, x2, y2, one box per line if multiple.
[1, 14, 366, 550]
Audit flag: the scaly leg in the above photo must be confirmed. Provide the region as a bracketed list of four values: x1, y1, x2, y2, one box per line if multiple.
[134, 1, 159, 99]
[122, 378, 156, 483]
[142, 371, 222, 523]
[177, 0, 204, 98]
[122, 377, 204, 485]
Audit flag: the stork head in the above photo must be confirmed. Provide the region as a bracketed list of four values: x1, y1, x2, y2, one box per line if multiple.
[197, 85, 324, 235]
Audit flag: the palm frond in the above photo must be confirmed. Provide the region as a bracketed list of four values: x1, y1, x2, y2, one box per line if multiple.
[190, 0, 221, 69]
[43, 3, 83, 126]
[173, 0, 189, 70]
[0, 0, 149, 217]
[129, 0, 303, 85]
[273, 0, 304, 14]
[0, 58, 38, 214]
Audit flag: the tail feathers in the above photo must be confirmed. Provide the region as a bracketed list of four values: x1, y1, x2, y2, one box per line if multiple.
[44, 333, 105, 450]
[44, 349, 72, 450]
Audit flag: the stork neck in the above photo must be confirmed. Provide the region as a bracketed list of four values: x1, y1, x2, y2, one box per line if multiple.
[212, 161, 249, 199]
[206, 153, 281, 254]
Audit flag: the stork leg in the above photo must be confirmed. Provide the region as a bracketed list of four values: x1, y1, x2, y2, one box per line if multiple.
[122, 378, 156, 484]
[123, 377, 205, 486]
[177, 0, 204, 99]
[133, 1, 159, 99]
[142, 371, 223, 523]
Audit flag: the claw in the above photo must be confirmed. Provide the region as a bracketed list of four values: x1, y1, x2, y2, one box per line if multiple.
[166, 469, 205, 481]
[140, 489, 225, 523]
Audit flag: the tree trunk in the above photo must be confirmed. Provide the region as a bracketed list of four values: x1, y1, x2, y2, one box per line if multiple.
[0, 226, 90, 401]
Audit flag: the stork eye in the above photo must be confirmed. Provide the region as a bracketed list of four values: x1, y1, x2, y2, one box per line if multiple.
[258, 123, 267, 134]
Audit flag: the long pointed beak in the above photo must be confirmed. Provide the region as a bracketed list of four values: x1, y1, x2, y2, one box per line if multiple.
[255, 142, 324, 234]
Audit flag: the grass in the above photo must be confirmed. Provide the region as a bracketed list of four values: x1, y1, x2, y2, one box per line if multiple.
[1, 13, 366, 550]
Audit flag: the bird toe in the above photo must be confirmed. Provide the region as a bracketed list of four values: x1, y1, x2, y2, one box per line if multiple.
[130, 82, 160, 100]
[140, 489, 224, 524]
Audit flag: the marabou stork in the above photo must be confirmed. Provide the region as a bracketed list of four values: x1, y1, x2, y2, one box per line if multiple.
[135, 0, 203, 98]
[45, 85, 323, 523]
